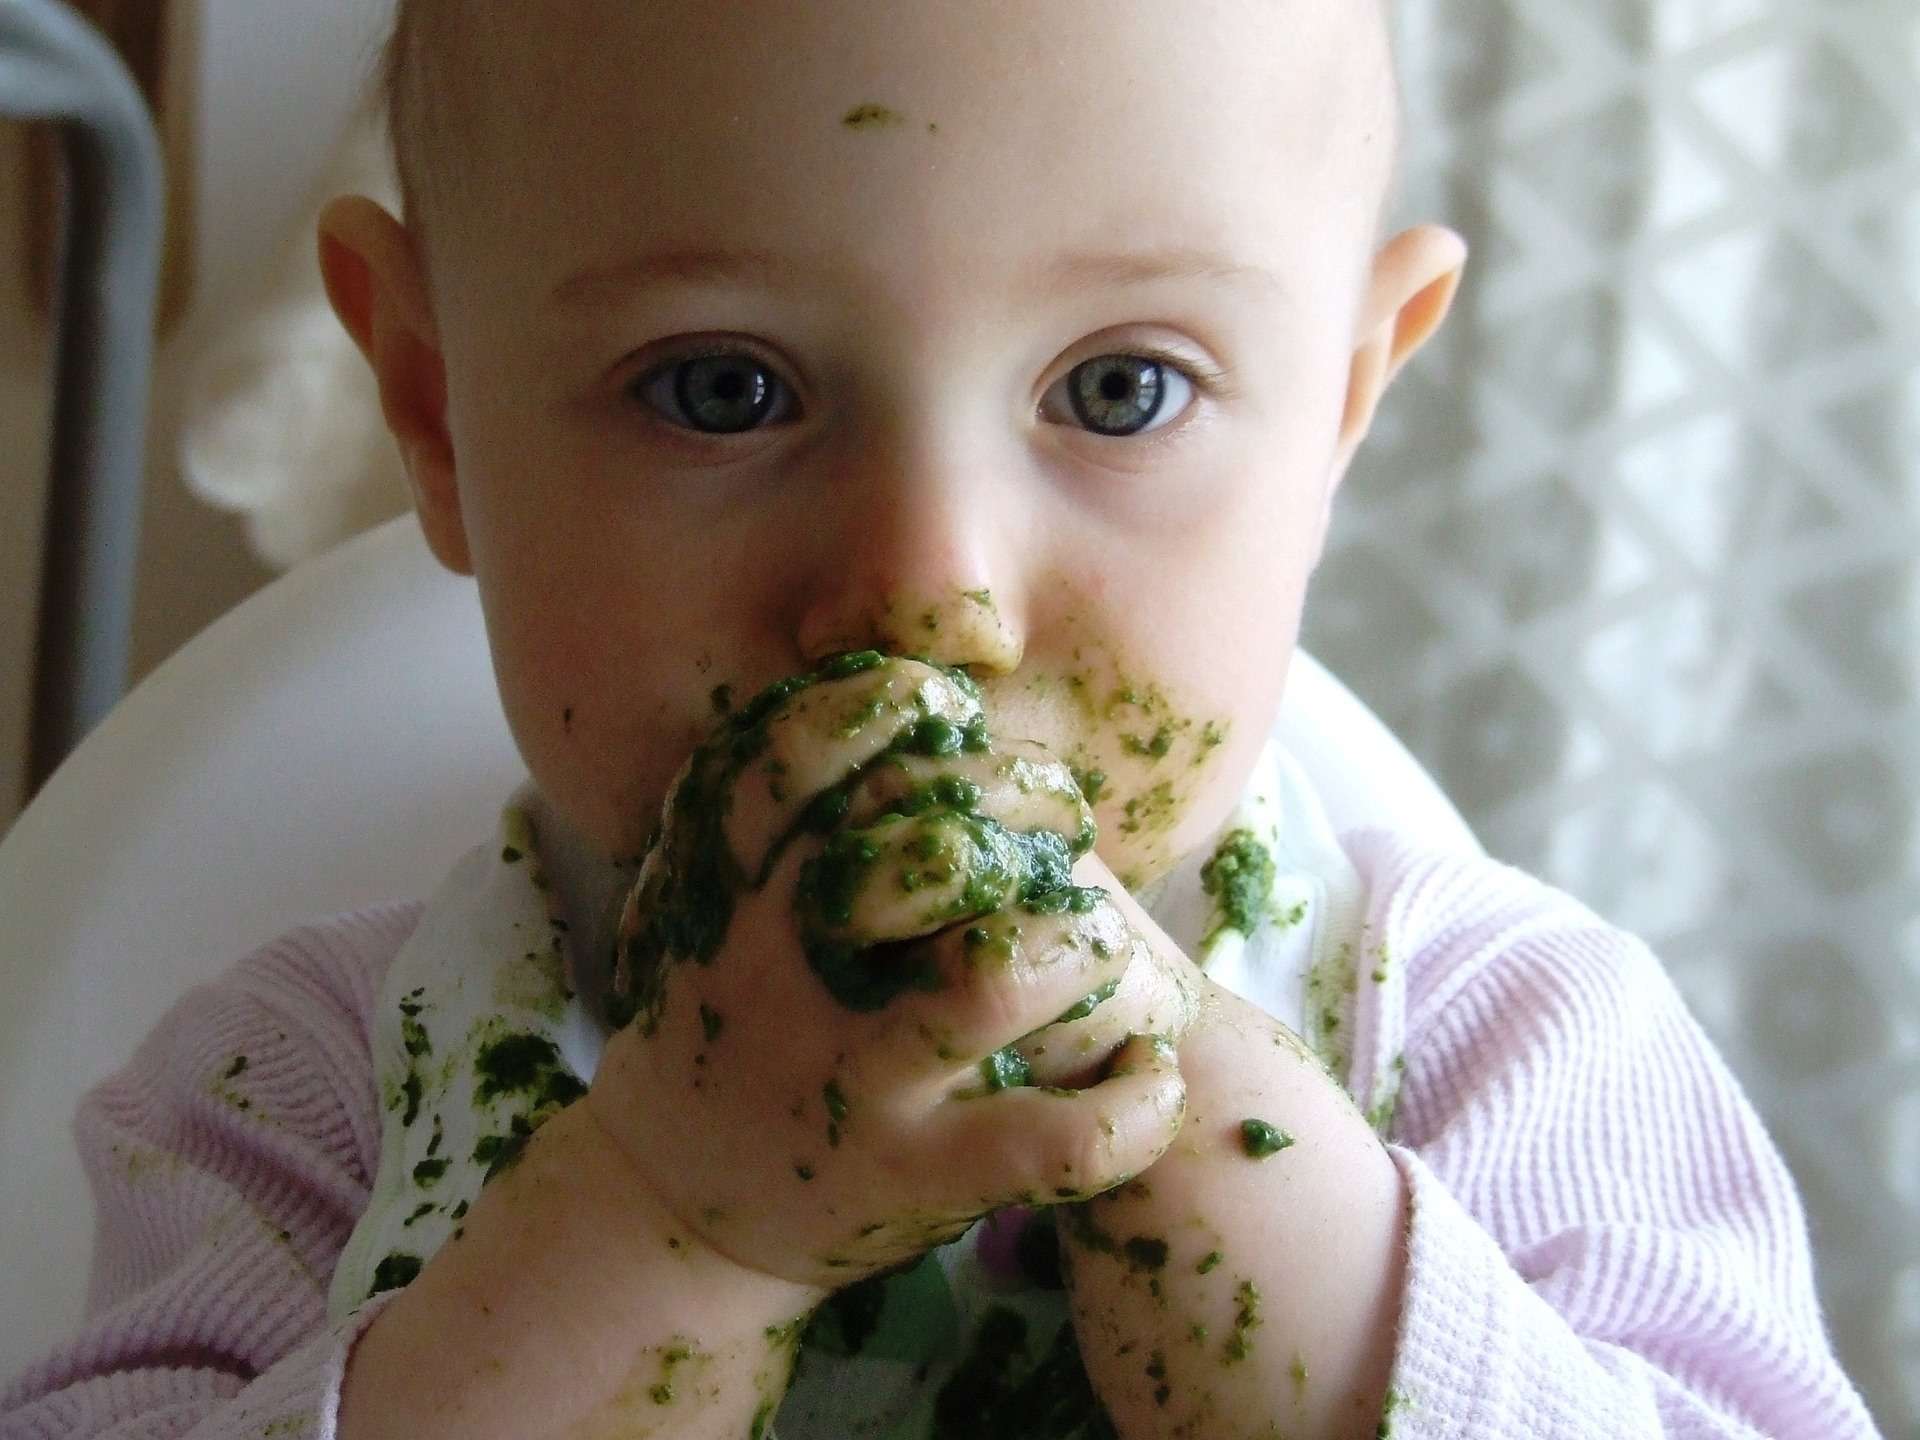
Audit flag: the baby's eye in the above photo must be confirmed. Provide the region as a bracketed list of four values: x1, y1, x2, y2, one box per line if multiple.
[627, 349, 794, 436]
[625, 345, 1206, 439]
[1039, 352, 1196, 438]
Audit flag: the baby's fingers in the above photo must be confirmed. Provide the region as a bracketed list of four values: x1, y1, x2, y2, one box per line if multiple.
[722, 655, 983, 879]
[797, 809, 1078, 950]
[831, 887, 1129, 1038]
[845, 740, 1092, 854]
[932, 1033, 1186, 1208]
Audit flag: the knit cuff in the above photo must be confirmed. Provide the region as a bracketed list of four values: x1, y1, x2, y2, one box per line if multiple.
[1381, 1145, 1647, 1440]
[192, 1290, 400, 1440]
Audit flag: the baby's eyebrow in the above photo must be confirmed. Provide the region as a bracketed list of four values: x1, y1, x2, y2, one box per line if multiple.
[546, 243, 1280, 310]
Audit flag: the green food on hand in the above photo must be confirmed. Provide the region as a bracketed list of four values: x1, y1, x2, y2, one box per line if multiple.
[980, 1046, 1033, 1091]
[1239, 1118, 1294, 1158]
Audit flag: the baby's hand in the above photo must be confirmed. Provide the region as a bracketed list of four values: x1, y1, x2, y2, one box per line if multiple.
[1054, 971, 1407, 1438]
[584, 654, 1188, 1290]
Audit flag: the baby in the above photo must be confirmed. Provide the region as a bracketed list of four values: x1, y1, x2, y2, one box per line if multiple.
[0, 3, 1885, 1439]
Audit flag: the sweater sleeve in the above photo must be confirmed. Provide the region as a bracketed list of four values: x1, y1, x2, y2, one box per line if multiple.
[1340, 830, 1882, 1440]
[0, 903, 423, 1440]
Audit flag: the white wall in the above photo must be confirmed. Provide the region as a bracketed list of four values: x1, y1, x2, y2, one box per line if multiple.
[190, 0, 396, 313]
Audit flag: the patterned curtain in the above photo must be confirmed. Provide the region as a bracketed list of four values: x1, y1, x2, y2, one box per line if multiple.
[1303, 2, 1919, 1430]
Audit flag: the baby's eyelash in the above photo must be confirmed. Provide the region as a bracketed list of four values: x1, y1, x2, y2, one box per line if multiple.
[1124, 345, 1233, 398]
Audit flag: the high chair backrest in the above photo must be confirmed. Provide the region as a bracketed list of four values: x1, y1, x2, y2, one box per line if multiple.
[0, 514, 1479, 1378]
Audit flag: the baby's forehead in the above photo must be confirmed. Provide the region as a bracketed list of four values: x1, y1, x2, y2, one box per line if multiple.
[390, 0, 1397, 255]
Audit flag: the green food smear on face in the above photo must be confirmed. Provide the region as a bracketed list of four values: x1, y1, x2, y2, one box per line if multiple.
[1122, 1236, 1169, 1272]
[1120, 725, 1175, 761]
[1200, 828, 1276, 943]
[1070, 766, 1107, 805]
[1196, 1249, 1223, 1275]
[842, 101, 906, 129]
[1118, 782, 1175, 835]
[1239, 1118, 1294, 1158]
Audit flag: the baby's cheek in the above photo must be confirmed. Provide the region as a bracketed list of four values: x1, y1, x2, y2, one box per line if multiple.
[494, 667, 691, 861]
[984, 666, 1257, 890]
[1083, 734, 1247, 889]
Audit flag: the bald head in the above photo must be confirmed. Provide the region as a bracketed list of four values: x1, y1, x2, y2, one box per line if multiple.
[379, 0, 1401, 262]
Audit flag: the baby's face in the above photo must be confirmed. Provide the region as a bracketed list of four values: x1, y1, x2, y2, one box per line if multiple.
[408, 0, 1400, 882]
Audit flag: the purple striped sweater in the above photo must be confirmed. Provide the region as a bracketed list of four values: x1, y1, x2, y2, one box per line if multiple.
[0, 830, 1882, 1438]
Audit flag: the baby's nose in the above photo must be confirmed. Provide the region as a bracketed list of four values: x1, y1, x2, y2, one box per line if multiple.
[792, 435, 1027, 675]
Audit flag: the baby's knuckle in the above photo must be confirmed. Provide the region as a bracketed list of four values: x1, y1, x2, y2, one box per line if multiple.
[1051, 1112, 1125, 1199]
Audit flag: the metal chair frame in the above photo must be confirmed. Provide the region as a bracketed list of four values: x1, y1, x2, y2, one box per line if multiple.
[1, 0, 164, 795]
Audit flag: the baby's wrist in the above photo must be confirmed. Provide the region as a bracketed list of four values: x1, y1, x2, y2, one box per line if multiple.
[1057, 1001, 1405, 1438]
[343, 1100, 822, 1440]
[532, 1095, 829, 1316]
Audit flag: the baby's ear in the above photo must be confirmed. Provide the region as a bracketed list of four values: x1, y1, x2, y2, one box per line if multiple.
[1330, 224, 1468, 486]
[317, 196, 471, 576]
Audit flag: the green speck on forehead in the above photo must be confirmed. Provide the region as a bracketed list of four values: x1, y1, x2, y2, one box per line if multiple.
[842, 101, 906, 129]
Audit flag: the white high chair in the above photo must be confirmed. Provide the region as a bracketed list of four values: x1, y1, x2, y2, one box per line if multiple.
[0, 513, 1479, 1378]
